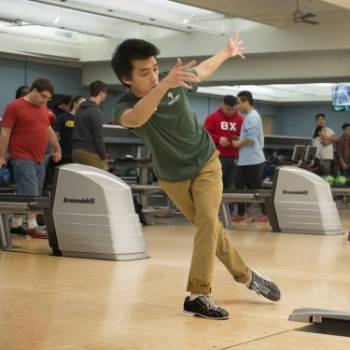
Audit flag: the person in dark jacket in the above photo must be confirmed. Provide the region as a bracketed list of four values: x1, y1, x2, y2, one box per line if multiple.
[72, 81, 107, 170]
[337, 123, 350, 176]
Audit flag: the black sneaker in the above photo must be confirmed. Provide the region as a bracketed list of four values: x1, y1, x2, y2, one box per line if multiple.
[183, 295, 229, 320]
[248, 271, 281, 302]
[10, 225, 27, 236]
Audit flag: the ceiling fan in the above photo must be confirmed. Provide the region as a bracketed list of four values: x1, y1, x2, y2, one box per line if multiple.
[293, 0, 319, 25]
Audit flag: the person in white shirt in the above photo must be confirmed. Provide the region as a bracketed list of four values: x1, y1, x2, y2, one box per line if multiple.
[312, 126, 334, 175]
[232, 90, 267, 222]
[314, 113, 337, 149]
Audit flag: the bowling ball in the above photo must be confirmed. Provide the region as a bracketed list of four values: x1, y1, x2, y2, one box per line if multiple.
[125, 167, 138, 177]
[0, 168, 10, 185]
[323, 175, 335, 186]
[334, 175, 347, 186]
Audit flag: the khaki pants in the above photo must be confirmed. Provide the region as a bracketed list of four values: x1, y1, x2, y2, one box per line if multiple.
[159, 152, 251, 294]
[72, 148, 107, 171]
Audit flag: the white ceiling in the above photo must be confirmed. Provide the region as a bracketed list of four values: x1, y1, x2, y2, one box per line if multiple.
[1, 0, 350, 103]
[0, 0, 227, 40]
[171, 0, 349, 26]
[1, 0, 349, 44]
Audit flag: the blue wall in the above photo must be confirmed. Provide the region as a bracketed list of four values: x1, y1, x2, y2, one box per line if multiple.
[273, 104, 350, 137]
[0, 57, 85, 116]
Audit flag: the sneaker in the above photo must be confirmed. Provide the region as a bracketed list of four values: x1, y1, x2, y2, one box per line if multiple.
[248, 271, 281, 302]
[183, 295, 229, 320]
[10, 225, 27, 236]
[27, 227, 48, 239]
[254, 214, 269, 223]
[231, 214, 246, 222]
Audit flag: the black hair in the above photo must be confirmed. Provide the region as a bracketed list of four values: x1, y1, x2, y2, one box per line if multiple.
[47, 94, 71, 115]
[342, 123, 350, 130]
[111, 39, 160, 87]
[223, 95, 237, 106]
[69, 95, 85, 111]
[57, 95, 71, 106]
[315, 113, 326, 120]
[313, 125, 324, 138]
[15, 85, 30, 99]
[30, 78, 54, 96]
[237, 90, 254, 105]
[89, 80, 107, 97]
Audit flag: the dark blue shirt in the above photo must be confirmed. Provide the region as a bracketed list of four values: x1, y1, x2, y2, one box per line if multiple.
[54, 112, 75, 156]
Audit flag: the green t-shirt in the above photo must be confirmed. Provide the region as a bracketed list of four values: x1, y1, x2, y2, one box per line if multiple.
[112, 71, 215, 181]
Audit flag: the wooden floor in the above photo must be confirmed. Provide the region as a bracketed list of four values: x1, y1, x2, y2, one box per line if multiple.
[1, 210, 350, 349]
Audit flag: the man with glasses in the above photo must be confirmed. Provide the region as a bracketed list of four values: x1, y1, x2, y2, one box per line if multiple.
[0, 78, 62, 239]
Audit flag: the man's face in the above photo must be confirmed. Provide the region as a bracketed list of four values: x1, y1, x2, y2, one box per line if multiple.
[237, 97, 248, 113]
[122, 56, 159, 96]
[100, 90, 107, 103]
[222, 104, 237, 116]
[316, 116, 326, 127]
[31, 89, 52, 107]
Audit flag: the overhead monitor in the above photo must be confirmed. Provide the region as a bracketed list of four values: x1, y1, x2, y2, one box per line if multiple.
[332, 85, 350, 112]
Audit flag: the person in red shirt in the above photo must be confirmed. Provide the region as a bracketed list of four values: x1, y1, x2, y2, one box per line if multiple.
[0, 78, 62, 239]
[204, 95, 243, 214]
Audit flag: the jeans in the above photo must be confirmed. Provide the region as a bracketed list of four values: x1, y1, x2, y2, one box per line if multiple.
[11, 159, 45, 196]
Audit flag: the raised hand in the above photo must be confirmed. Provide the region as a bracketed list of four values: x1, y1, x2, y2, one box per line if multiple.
[162, 58, 201, 89]
[226, 32, 245, 60]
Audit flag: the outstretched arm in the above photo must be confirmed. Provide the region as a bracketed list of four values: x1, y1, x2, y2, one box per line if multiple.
[194, 32, 245, 81]
[120, 59, 199, 128]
